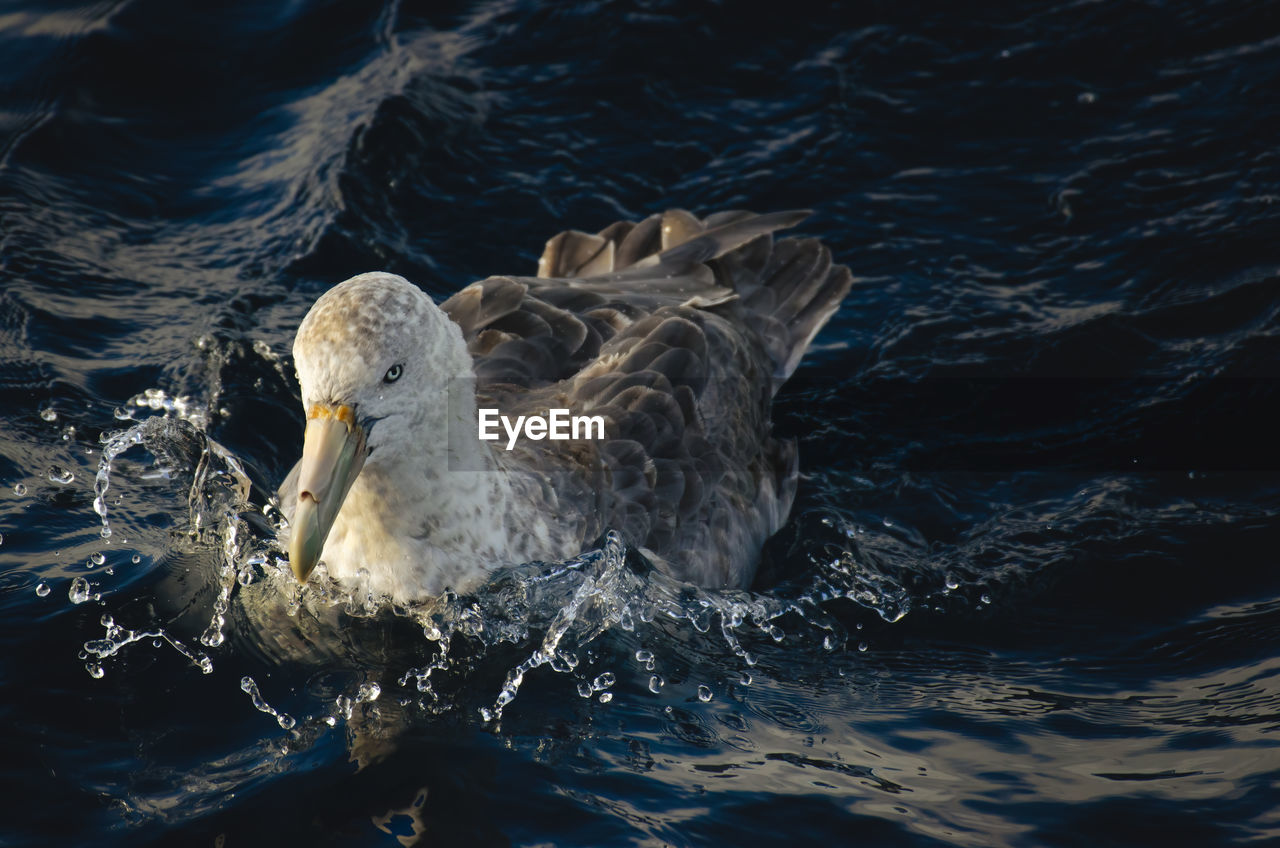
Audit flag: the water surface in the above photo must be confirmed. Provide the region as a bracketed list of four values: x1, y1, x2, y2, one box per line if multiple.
[2, 1, 1279, 845]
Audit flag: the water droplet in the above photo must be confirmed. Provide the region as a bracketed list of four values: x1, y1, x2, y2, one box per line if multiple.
[944, 574, 960, 591]
[35, 582, 50, 597]
[131, 554, 141, 564]
[697, 685, 713, 702]
[13, 483, 27, 496]
[90, 552, 105, 566]
[648, 675, 664, 693]
[356, 682, 381, 703]
[68, 577, 91, 604]
[100, 526, 112, 539]
[823, 634, 837, 651]
[598, 692, 612, 704]
[635, 648, 654, 664]
[100, 613, 113, 628]
[276, 713, 296, 730]
[86, 662, 105, 679]
[980, 593, 992, 605]
[857, 641, 869, 652]
[577, 682, 592, 699]
[479, 707, 494, 722]
[882, 516, 894, 528]
[0, 533, 4, 545]
[738, 671, 753, 686]
[40, 407, 58, 422]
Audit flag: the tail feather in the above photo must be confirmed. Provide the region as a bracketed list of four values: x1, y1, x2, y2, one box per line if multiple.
[773, 263, 852, 381]
[536, 208, 851, 386]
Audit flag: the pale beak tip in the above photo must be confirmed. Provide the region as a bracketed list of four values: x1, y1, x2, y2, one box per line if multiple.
[289, 550, 315, 585]
[288, 494, 322, 585]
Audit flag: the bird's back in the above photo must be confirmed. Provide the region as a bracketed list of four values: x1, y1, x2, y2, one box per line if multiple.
[440, 209, 852, 588]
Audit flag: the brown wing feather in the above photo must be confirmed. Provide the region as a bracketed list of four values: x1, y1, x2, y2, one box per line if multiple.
[441, 209, 852, 587]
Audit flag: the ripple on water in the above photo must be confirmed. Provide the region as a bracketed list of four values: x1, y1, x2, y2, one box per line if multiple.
[742, 696, 827, 735]
[663, 706, 720, 749]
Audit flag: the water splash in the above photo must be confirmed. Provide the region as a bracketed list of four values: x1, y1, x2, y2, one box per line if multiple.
[219, 510, 922, 729]
[83, 397, 928, 736]
[365, 523, 908, 724]
[94, 414, 249, 547]
[68, 577, 92, 604]
[93, 426, 145, 537]
[121, 388, 212, 430]
[83, 616, 214, 676]
[86, 405, 254, 679]
[241, 676, 296, 730]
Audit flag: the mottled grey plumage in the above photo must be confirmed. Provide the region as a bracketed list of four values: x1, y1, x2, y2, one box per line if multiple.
[280, 209, 852, 601]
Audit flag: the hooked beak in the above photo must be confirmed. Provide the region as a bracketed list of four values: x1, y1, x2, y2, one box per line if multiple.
[289, 403, 367, 585]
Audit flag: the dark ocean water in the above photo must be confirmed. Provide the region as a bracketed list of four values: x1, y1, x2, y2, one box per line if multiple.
[3, 0, 1280, 845]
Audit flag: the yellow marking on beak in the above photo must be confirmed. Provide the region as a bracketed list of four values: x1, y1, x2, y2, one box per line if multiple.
[307, 403, 357, 428]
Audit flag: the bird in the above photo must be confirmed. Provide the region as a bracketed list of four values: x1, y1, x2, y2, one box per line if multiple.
[278, 209, 852, 604]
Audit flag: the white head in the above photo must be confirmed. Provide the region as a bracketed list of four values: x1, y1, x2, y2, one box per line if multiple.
[287, 272, 471, 583]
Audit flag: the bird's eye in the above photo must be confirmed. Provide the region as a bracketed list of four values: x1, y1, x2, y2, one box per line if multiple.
[383, 363, 403, 384]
